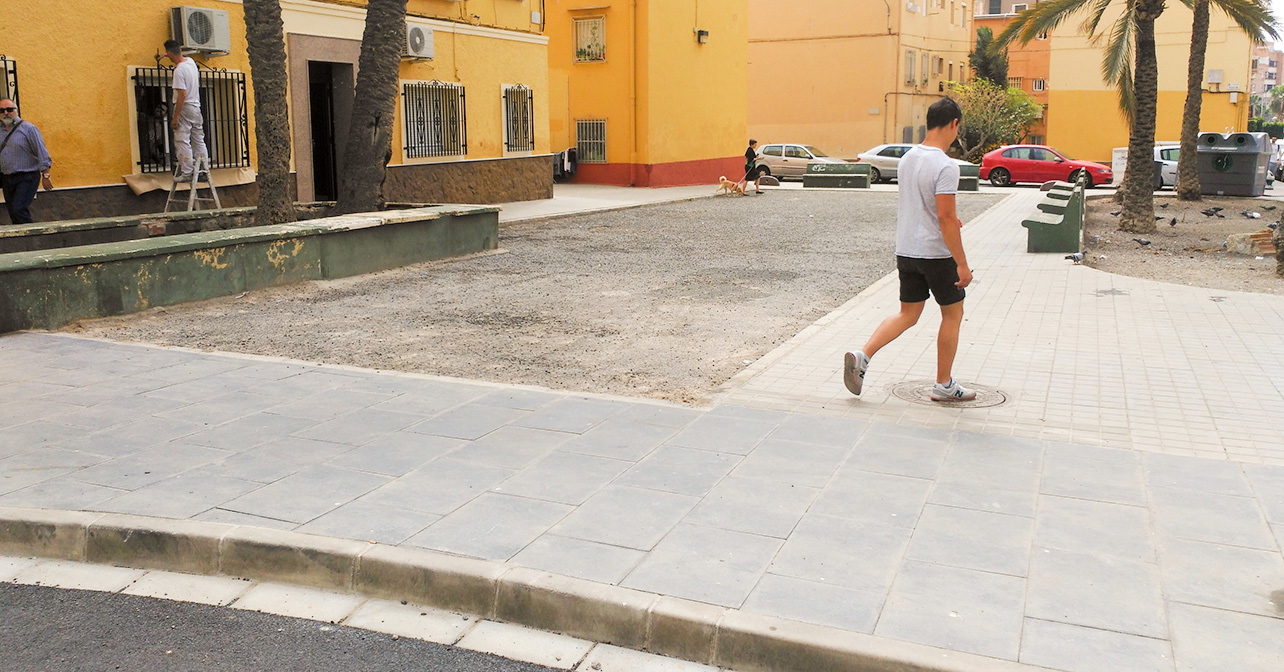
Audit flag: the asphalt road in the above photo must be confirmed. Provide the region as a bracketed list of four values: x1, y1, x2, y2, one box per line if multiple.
[1, 583, 561, 672]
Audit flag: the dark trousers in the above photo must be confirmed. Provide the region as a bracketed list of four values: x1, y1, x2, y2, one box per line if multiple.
[2, 171, 40, 225]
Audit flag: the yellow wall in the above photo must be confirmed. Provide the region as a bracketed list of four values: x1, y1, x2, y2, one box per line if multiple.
[545, 1, 636, 160]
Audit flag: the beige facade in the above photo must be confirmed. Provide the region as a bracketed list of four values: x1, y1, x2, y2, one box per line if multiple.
[1250, 44, 1284, 95]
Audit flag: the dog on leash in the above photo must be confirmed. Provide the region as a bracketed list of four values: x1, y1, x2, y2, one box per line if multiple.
[716, 176, 745, 196]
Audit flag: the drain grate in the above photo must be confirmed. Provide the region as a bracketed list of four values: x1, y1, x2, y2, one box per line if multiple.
[887, 380, 1009, 408]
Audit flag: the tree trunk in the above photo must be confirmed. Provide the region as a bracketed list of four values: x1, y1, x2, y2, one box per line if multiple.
[335, 0, 407, 214]
[243, 0, 295, 226]
[1118, 8, 1161, 234]
[1175, 0, 1209, 201]
[1276, 217, 1284, 277]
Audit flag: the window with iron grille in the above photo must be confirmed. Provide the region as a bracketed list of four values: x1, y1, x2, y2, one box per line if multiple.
[1007, 76, 1023, 89]
[402, 80, 467, 158]
[503, 85, 534, 153]
[574, 17, 606, 62]
[0, 55, 17, 108]
[131, 66, 249, 174]
[575, 119, 606, 164]
[1032, 78, 1046, 92]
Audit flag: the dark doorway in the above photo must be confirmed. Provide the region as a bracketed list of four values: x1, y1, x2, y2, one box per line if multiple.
[308, 61, 339, 201]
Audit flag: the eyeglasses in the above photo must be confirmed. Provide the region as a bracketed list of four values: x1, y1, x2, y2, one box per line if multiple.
[0, 108, 16, 113]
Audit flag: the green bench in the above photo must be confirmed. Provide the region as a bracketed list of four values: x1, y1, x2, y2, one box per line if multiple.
[802, 162, 871, 189]
[958, 164, 980, 192]
[1021, 182, 1085, 253]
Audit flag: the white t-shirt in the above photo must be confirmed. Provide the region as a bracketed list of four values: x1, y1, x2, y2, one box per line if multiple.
[895, 145, 960, 259]
[172, 58, 201, 108]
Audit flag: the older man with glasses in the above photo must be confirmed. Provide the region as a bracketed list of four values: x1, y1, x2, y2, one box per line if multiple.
[0, 99, 53, 225]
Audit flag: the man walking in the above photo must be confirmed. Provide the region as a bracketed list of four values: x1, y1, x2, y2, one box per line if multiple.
[164, 40, 208, 179]
[0, 99, 53, 225]
[844, 97, 975, 401]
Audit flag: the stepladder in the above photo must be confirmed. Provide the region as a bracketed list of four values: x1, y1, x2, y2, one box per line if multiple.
[164, 156, 221, 213]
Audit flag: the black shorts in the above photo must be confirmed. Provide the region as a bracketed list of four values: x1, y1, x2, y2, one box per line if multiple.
[897, 255, 965, 306]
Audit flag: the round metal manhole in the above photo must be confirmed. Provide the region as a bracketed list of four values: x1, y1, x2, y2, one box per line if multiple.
[886, 380, 1010, 408]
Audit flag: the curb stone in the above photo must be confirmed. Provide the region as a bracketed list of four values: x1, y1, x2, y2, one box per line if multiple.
[0, 507, 1059, 672]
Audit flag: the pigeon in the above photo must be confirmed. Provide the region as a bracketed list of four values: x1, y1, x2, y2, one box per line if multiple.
[1201, 209, 1218, 217]
[1110, 210, 1121, 216]
[1065, 252, 1085, 264]
[1210, 206, 1224, 212]
[1169, 217, 1177, 228]
[1154, 215, 1166, 220]
[1134, 238, 1152, 246]
[1216, 213, 1226, 218]
[1263, 204, 1277, 211]
[1270, 222, 1280, 230]
[1160, 202, 1169, 208]
[1243, 210, 1262, 219]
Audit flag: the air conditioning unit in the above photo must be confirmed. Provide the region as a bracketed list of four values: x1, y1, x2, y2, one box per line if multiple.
[170, 6, 232, 55]
[404, 23, 434, 60]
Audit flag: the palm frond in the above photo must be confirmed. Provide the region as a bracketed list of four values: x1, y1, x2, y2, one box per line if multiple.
[1209, 0, 1280, 41]
[991, 0, 1095, 50]
[1081, 0, 1122, 37]
[1102, 8, 1137, 122]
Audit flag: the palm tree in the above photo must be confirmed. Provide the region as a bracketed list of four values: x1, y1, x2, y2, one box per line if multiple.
[1270, 85, 1284, 121]
[242, 0, 295, 226]
[994, 0, 1168, 234]
[335, 0, 408, 214]
[1176, 0, 1277, 201]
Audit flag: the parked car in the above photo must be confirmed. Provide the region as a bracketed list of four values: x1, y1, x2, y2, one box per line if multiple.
[855, 143, 976, 183]
[754, 144, 845, 179]
[1154, 144, 1179, 189]
[980, 145, 1113, 187]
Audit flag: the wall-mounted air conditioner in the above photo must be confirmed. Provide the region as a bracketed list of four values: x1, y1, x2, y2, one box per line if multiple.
[170, 6, 231, 55]
[405, 23, 435, 60]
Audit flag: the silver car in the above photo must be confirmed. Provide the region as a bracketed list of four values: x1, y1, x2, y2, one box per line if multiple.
[856, 143, 975, 183]
[754, 144, 845, 179]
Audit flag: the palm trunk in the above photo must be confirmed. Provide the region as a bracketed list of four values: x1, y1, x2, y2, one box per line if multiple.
[243, 0, 295, 226]
[335, 0, 407, 214]
[1175, 0, 1209, 201]
[1119, 8, 1161, 234]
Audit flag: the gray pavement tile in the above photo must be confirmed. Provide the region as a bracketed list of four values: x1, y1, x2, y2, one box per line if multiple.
[706, 405, 791, 424]
[766, 414, 866, 448]
[875, 560, 1026, 661]
[220, 465, 391, 523]
[510, 534, 646, 584]
[143, 376, 263, 404]
[1244, 463, 1284, 525]
[512, 397, 628, 434]
[768, 513, 912, 591]
[0, 478, 127, 509]
[855, 421, 954, 444]
[1026, 548, 1167, 638]
[215, 362, 317, 381]
[0, 398, 83, 429]
[615, 446, 740, 497]
[953, 431, 1046, 460]
[242, 371, 365, 400]
[928, 480, 1038, 517]
[265, 389, 398, 422]
[0, 421, 94, 452]
[550, 485, 699, 551]
[665, 415, 777, 455]
[57, 417, 205, 458]
[405, 493, 573, 561]
[35, 368, 121, 388]
[935, 450, 1042, 495]
[94, 471, 263, 518]
[52, 396, 193, 432]
[0, 381, 79, 403]
[1043, 442, 1142, 465]
[683, 476, 817, 538]
[557, 419, 678, 461]
[202, 436, 354, 483]
[335, 374, 439, 397]
[324, 433, 463, 476]
[407, 404, 530, 440]
[193, 507, 297, 530]
[0, 467, 75, 497]
[808, 470, 932, 527]
[1034, 495, 1156, 563]
[358, 458, 516, 515]
[181, 413, 320, 451]
[1166, 602, 1284, 672]
[491, 452, 631, 505]
[742, 573, 884, 633]
[1040, 454, 1147, 506]
[1019, 618, 1175, 672]
[622, 524, 782, 607]
[34, 377, 174, 407]
[610, 404, 701, 429]
[1149, 487, 1277, 550]
[449, 426, 573, 469]
[153, 392, 283, 429]
[370, 384, 494, 417]
[295, 501, 439, 544]
[1157, 536, 1284, 619]
[472, 388, 561, 411]
[127, 358, 248, 385]
[0, 447, 109, 471]
[845, 431, 949, 480]
[291, 408, 424, 446]
[905, 504, 1034, 577]
[729, 438, 849, 488]
[70, 443, 231, 490]
[1143, 453, 1252, 497]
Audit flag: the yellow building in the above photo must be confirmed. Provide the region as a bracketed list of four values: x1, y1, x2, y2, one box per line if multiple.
[748, 0, 975, 158]
[544, 0, 748, 186]
[0, 0, 550, 223]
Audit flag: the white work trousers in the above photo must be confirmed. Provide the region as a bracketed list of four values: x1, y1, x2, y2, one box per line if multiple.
[174, 105, 208, 175]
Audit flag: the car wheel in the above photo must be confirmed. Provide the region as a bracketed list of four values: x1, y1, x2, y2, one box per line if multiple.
[989, 167, 1011, 187]
[870, 167, 882, 183]
[1070, 169, 1093, 188]
[757, 166, 771, 179]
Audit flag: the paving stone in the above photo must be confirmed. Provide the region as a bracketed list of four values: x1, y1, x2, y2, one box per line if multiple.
[513, 397, 627, 434]
[456, 620, 593, 670]
[96, 472, 263, 519]
[450, 426, 573, 469]
[69, 443, 231, 490]
[147, 393, 271, 428]
[0, 556, 42, 582]
[1039, 453, 1147, 506]
[201, 436, 353, 483]
[578, 644, 720, 672]
[404, 493, 572, 561]
[181, 412, 320, 451]
[846, 430, 949, 479]
[665, 415, 777, 455]
[550, 485, 698, 551]
[408, 404, 530, 440]
[741, 572, 884, 633]
[242, 371, 364, 400]
[768, 513, 911, 591]
[1149, 487, 1276, 550]
[266, 389, 397, 421]
[729, 438, 849, 488]
[765, 414, 866, 448]
[291, 408, 424, 446]
[1026, 547, 1167, 638]
[682, 476, 817, 538]
[610, 404, 702, 429]
[123, 570, 253, 606]
[614, 446, 740, 497]
[472, 388, 562, 411]
[509, 534, 646, 585]
[343, 599, 477, 645]
[192, 508, 297, 530]
[231, 583, 365, 623]
[1166, 602, 1284, 672]
[358, 458, 516, 515]
[1043, 442, 1142, 465]
[558, 420, 679, 461]
[220, 465, 390, 524]
[905, 504, 1033, 577]
[1157, 536, 1284, 619]
[53, 396, 191, 432]
[11, 559, 145, 593]
[295, 500, 439, 545]
[335, 374, 442, 397]
[492, 451, 631, 505]
[145, 377, 265, 406]
[1019, 618, 1175, 672]
[0, 447, 110, 471]
[0, 478, 127, 509]
[808, 469, 931, 527]
[0, 420, 93, 451]
[1243, 463, 1284, 524]
[875, 559, 1026, 660]
[53, 417, 205, 458]
[1034, 495, 1156, 563]
[0, 466, 75, 497]
[1143, 454, 1252, 497]
[324, 432, 463, 476]
[217, 362, 317, 381]
[128, 358, 248, 385]
[927, 480, 1038, 518]
[369, 383, 493, 417]
[622, 524, 782, 607]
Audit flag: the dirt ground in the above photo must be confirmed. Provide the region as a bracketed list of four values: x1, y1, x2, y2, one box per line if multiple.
[65, 192, 1001, 405]
[1083, 193, 1284, 295]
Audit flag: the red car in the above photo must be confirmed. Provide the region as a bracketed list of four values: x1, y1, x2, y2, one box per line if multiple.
[980, 144, 1113, 187]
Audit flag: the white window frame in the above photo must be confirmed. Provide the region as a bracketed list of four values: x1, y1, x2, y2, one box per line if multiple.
[1012, 3, 1028, 12]
[126, 65, 249, 175]
[1032, 78, 1046, 92]
[573, 16, 606, 63]
[400, 79, 467, 163]
[575, 118, 607, 164]
[906, 49, 916, 86]
[501, 84, 534, 156]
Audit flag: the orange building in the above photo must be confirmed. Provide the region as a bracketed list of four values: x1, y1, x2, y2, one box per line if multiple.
[974, 0, 1050, 144]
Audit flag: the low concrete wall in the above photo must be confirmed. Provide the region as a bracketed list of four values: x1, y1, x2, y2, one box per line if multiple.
[0, 205, 498, 333]
[386, 155, 553, 204]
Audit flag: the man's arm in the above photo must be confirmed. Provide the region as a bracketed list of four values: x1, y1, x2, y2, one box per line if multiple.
[171, 89, 187, 127]
[936, 193, 972, 288]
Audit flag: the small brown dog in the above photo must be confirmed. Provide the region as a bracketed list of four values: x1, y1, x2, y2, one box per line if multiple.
[716, 176, 745, 196]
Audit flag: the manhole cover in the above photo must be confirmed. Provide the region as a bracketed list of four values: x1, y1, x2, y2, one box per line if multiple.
[887, 380, 1009, 408]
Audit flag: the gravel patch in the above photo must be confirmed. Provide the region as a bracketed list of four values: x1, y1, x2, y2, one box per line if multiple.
[67, 192, 1003, 405]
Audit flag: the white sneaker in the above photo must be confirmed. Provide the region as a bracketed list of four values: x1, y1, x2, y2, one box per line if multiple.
[931, 378, 976, 402]
[843, 351, 870, 396]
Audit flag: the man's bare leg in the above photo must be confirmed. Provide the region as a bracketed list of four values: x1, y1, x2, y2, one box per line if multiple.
[863, 301, 925, 358]
[936, 300, 964, 385]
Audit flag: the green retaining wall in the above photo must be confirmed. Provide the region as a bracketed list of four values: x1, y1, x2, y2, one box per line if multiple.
[0, 205, 498, 333]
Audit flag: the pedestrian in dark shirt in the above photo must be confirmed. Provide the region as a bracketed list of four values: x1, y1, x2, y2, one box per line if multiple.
[0, 99, 54, 225]
[742, 139, 763, 194]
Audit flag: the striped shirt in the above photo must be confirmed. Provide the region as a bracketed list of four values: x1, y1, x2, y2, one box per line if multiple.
[0, 119, 53, 174]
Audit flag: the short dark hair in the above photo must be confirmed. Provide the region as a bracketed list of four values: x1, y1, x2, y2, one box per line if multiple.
[749, 139, 757, 145]
[926, 97, 962, 130]
[164, 39, 182, 54]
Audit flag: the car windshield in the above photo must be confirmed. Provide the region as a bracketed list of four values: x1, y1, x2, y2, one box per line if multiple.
[804, 146, 828, 157]
[1050, 148, 1073, 160]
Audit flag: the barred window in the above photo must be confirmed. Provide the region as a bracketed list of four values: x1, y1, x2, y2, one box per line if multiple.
[503, 85, 534, 153]
[575, 119, 606, 164]
[574, 17, 606, 62]
[131, 66, 249, 174]
[1032, 78, 1046, 92]
[0, 55, 17, 107]
[402, 80, 467, 159]
[1007, 76, 1023, 89]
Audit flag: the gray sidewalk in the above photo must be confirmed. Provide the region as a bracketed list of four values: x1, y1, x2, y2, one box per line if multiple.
[2, 332, 1282, 672]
